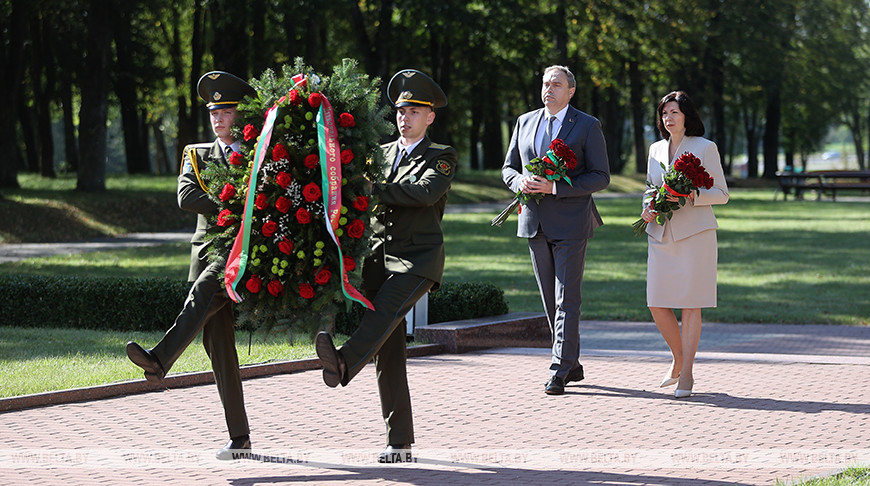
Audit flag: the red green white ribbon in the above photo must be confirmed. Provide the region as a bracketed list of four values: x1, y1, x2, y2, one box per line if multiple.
[315, 96, 374, 310]
[662, 182, 690, 198]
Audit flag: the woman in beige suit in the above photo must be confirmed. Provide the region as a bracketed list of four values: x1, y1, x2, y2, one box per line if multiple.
[640, 91, 729, 398]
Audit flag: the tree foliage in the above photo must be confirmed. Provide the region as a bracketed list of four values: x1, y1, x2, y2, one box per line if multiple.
[2, 0, 868, 190]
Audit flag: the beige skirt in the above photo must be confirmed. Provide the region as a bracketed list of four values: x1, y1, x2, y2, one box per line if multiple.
[647, 228, 718, 308]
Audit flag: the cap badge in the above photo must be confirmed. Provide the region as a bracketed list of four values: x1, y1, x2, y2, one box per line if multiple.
[402, 71, 415, 78]
[208, 73, 221, 80]
[399, 91, 413, 101]
[213, 91, 222, 101]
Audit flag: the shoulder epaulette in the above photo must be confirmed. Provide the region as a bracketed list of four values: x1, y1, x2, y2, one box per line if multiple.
[429, 143, 450, 150]
[180, 143, 214, 193]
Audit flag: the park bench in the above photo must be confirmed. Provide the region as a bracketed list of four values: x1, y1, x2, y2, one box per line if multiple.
[775, 170, 870, 201]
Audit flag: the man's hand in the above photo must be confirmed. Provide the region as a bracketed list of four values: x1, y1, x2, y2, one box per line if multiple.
[519, 175, 554, 194]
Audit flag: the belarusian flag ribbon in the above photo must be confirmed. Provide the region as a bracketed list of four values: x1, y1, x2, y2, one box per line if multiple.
[316, 95, 374, 311]
[224, 104, 277, 302]
[543, 149, 572, 187]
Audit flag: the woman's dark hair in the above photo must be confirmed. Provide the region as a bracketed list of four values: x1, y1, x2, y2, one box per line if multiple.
[656, 91, 705, 139]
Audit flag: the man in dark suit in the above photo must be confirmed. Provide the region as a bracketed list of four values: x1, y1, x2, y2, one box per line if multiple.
[315, 69, 456, 463]
[125, 71, 256, 459]
[502, 65, 610, 395]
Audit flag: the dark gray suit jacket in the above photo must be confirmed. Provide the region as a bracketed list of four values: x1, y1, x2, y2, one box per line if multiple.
[502, 105, 610, 240]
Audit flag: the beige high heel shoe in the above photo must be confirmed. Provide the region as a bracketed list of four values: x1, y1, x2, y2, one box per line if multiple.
[659, 375, 679, 387]
[674, 380, 694, 398]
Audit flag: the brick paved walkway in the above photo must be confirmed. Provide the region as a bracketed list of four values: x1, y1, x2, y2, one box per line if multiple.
[2, 321, 869, 486]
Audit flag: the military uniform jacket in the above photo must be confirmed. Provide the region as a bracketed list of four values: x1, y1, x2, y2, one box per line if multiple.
[363, 136, 457, 291]
[178, 140, 225, 281]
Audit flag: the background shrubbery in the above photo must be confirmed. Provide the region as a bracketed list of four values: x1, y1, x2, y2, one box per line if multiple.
[1, 275, 509, 333]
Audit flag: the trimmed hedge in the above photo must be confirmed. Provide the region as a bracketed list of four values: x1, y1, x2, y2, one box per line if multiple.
[0, 276, 509, 333]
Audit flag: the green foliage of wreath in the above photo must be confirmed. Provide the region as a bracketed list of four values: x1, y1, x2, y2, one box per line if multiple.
[200, 58, 393, 336]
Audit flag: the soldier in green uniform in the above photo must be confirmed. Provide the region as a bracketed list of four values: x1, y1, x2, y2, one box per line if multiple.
[125, 71, 255, 460]
[316, 69, 457, 464]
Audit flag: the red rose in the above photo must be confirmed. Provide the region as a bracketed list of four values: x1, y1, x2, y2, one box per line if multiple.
[303, 182, 322, 202]
[219, 183, 236, 202]
[267, 280, 284, 297]
[343, 256, 356, 272]
[243, 124, 259, 141]
[272, 143, 289, 162]
[217, 209, 235, 227]
[308, 92, 322, 108]
[246, 275, 262, 294]
[347, 219, 365, 239]
[288, 89, 302, 105]
[275, 196, 292, 213]
[296, 207, 312, 224]
[262, 220, 278, 237]
[340, 149, 354, 165]
[338, 112, 355, 128]
[314, 268, 331, 285]
[299, 283, 315, 299]
[275, 171, 292, 189]
[304, 154, 319, 169]
[278, 237, 294, 255]
[229, 151, 245, 166]
[255, 193, 268, 210]
[351, 195, 369, 211]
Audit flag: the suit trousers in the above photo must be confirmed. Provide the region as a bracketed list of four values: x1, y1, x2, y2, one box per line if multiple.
[339, 272, 433, 446]
[151, 261, 250, 439]
[528, 232, 588, 378]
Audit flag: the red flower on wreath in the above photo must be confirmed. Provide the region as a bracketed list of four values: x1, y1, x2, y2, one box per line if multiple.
[288, 89, 302, 105]
[275, 196, 292, 214]
[314, 268, 331, 285]
[243, 124, 259, 142]
[303, 182, 322, 202]
[272, 143, 289, 162]
[352, 195, 369, 211]
[347, 219, 365, 238]
[267, 280, 284, 297]
[219, 183, 236, 202]
[255, 193, 268, 210]
[246, 275, 262, 294]
[276, 171, 292, 189]
[217, 209, 236, 227]
[299, 283, 315, 299]
[278, 237, 294, 255]
[343, 256, 356, 272]
[338, 113, 355, 127]
[296, 207, 312, 224]
[229, 151, 245, 166]
[304, 154, 319, 169]
[308, 92, 322, 108]
[262, 220, 278, 237]
[340, 149, 354, 165]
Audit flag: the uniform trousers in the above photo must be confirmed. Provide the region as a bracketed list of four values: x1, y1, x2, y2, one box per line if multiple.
[151, 261, 250, 438]
[339, 272, 433, 446]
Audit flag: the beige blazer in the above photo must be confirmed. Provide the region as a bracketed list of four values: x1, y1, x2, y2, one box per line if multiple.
[645, 136, 729, 242]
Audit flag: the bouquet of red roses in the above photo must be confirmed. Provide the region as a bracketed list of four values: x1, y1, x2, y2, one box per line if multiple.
[491, 138, 577, 227]
[632, 151, 714, 236]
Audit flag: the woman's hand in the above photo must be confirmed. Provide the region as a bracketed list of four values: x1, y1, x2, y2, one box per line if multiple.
[641, 206, 658, 223]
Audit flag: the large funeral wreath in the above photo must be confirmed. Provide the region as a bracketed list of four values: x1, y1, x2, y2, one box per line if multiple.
[200, 58, 393, 334]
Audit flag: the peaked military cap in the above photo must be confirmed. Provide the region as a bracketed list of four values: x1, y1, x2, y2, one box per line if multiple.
[387, 69, 447, 109]
[197, 71, 256, 111]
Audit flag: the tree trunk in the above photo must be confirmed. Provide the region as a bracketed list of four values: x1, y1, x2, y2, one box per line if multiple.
[77, 1, 115, 192]
[17, 95, 40, 173]
[60, 77, 80, 172]
[846, 109, 865, 170]
[31, 13, 55, 178]
[481, 72, 503, 170]
[762, 82, 781, 179]
[628, 59, 646, 174]
[601, 86, 624, 174]
[429, 32, 452, 146]
[0, 1, 26, 188]
[114, 8, 149, 174]
[152, 120, 171, 175]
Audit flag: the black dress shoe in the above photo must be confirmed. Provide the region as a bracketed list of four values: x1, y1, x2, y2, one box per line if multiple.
[126, 341, 165, 382]
[216, 436, 252, 461]
[378, 444, 413, 463]
[566, 364, 584, 384]
[545, 375, 565, 395]
[315, 332, 346, 388]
